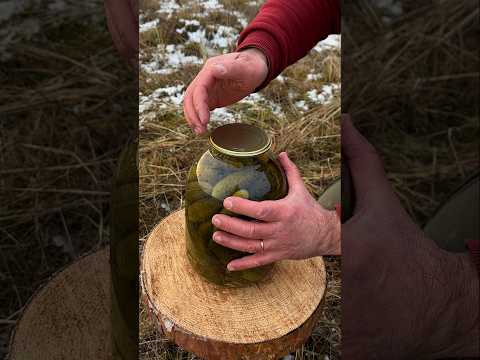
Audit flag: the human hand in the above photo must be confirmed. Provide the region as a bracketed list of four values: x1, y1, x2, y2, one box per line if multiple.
[183, 48, 268, 134]
[211, 152, 341, 272]
[341, 115, 479, 359]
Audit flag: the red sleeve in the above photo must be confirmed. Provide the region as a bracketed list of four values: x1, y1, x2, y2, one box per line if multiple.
[236, 0, 340, 89]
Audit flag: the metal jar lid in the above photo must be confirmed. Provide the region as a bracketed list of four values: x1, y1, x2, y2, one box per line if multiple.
[209, 123, 272, 157]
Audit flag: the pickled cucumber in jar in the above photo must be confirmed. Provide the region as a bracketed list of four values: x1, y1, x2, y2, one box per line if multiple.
[185, 123, 288, 287]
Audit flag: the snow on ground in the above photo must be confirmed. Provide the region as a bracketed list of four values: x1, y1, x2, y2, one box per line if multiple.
[140, 19, 160, 32]
[210, 108, 238, 124]
[307, 73, 322, 81]
[314, 34, 340, 52]
[157, 0, 181, 16]
[307, 84, 340, 104]
[139, 0, 341, 128]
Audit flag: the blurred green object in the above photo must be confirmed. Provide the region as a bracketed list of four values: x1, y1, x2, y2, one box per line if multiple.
[424, 172, 479, 253]
[185, 124, 288, 287]
[318, 179, 340, 211]
[111, 141, 138, 359]
[318, 160, 354, 224]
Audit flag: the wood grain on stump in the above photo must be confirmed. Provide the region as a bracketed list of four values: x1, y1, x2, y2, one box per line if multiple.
[141, 209, 327, 360]
[9, 247, 110, 360]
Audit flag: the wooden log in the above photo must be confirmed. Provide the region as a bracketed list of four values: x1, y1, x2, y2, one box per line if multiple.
[141, 209, 327, 360]
[8, 247, 111, 360]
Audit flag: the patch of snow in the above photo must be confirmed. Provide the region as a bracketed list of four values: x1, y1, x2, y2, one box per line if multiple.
[295, 100, 309, 111]
[307, 73, 322, 81]
[141, 61, 175, 75]
[160, 202, 171, 212]
[141, 43, 203, 75]
[176, 22, 237, 50]
[202, 0, 223, 10]
[180, 19, 201, 27]
[270, 102, 283, 117]
[139, 84, 184, 118]
[307, 84, 340, 104]
[240, 93, 264, 104]
[165, 44, 203, 67]
[232, 10, 248, 28]
[314, 34, 341, 52]
[140, 19, 159, 32]
[184, 28, 206, 43]
[211, 25, 237, 48]
[210, 107, 237, 124]
[158, 0, 180, 16]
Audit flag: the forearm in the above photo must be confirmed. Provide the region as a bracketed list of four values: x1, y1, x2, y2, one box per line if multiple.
[236, 0, 340, 89]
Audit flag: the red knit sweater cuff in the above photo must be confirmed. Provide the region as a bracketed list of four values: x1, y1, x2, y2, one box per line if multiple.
[236, 30, 283, 91]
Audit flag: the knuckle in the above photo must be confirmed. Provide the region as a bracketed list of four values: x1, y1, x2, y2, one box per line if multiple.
[224, 217, 235, 231]
[247, 222, 257, 238]
[247, 243, 257, 253]
[205, 56, 219, 67]
[257, 205, 270, 220]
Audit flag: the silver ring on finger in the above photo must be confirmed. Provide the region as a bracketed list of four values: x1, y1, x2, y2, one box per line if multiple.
[260, 239, 264, 253]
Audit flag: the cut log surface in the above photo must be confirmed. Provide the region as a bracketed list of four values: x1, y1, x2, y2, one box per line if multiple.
[141, 209, 327, 360]
[8, 247, 111, 360]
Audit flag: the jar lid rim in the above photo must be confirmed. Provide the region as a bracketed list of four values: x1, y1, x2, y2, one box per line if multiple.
[209, 124, 272, 157]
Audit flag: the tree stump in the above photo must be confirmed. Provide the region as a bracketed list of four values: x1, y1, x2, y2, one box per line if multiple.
[8, 247, 111, 360]
[141, 209, 327, 360]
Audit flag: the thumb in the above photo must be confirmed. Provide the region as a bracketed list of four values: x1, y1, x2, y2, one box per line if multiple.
[341, 114, 389, 202]
[278, 152, 304, 193]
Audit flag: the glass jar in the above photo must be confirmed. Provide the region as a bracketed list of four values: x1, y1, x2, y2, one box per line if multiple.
[185, 123, 288, 287]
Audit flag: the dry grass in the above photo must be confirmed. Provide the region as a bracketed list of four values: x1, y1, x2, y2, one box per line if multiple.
[0, 8, 135, 358]
[343, 0, 478, 225]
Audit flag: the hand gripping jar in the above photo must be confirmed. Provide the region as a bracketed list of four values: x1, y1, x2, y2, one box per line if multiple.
[185, 123, 288, 287]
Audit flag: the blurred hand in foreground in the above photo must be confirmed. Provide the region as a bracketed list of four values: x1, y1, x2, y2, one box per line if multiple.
[341, 115, 479, 358]
[183, 48, 268, 134]
[211, 152, 341, 271]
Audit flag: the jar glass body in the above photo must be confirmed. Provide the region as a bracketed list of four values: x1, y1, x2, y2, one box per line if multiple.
[185, 147, 288, 287]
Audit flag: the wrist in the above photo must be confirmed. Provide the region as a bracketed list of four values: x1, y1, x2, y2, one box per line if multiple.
[316, 206, 341, 256]
[238, 47, 269, 89]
